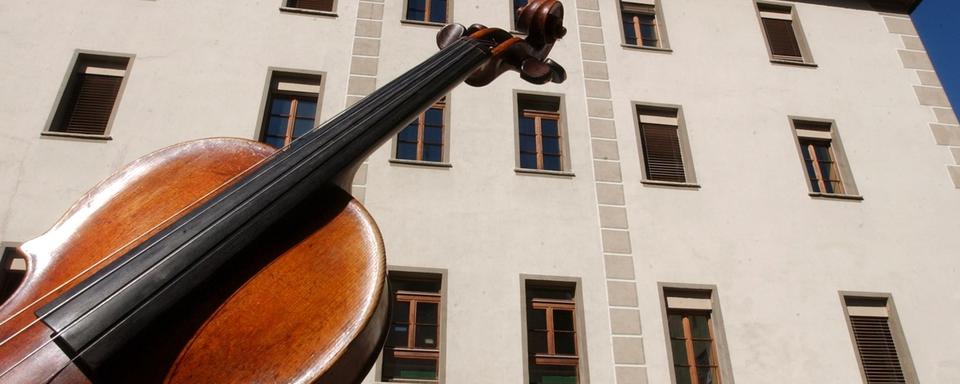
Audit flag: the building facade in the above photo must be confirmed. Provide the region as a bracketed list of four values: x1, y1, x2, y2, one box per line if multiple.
[1, 0, 958, 383]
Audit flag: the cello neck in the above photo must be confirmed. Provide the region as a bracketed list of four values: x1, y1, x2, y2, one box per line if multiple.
[36, 38, 493, 373]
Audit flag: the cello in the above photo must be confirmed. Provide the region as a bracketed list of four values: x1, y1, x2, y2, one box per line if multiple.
[0, 0, 568, 382]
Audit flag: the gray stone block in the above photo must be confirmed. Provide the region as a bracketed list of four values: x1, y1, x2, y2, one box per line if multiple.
[884, 16, 918, 36]
[596, 182, 626, 205]
[599, 205, 628, 229]
[604, 254, 635, 279]
[602, 229, 631, 253]
[612, 336, 645, 364]
[607, 280, 639, 306]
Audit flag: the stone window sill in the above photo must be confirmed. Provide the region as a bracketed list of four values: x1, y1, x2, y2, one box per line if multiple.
[641, 179, 700, 188]
[401, 19, 446, 28]
[41, 131, 113, 141]
[809, 192, 863, 201]
[770, 59, 818, 68]
[389, 158, 452, 168]
[515, 168, 575, 178]
[279, 7, 338, 18]
[620, 44, 673, 53]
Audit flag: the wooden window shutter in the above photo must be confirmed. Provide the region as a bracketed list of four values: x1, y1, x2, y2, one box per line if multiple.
[850, 316, 907, 383]
[287, 0, 334, 11]
[763, 18, 802, 59]
[641, 124, 685, 182]
[638, 107, 685, 183]
[52, 56, 129, 136]
[60, 73, 123, 135]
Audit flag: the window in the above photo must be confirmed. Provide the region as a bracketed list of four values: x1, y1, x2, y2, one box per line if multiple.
[259, 72, 322, 149]
[635, 105, 695, 184]
[284, 0, 335, 12]
[620, 1, 661, 48]
[48, 53, 130, 137]
[512, 0, 529, 29]
[382, 272, 443, 383]
[396, 98, 447, 163]
[0, 247, 26, 305]
[661, 287, 733, 384]
[517, 93, 565, 172]
[757, 2, 813, 64]
[791, 119, 858, 196]
[405, 0, 447, 24]
[524, 280, 581, 384]
[842, 295, 918, 384]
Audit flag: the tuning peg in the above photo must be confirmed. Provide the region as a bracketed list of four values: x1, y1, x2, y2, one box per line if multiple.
[545, 59, 566, 83]
[436, 23, 467, 49]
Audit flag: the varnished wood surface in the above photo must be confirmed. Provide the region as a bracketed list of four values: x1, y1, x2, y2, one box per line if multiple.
[0, 138, 387, 383]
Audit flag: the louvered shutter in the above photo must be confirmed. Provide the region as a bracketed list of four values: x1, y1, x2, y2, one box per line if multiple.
[288, 0, 334, 11]
[60, 73, 123, 135]
[850, 316, 906, 383]
[640, 123, 685, 182]
[762, 18, 803, 60]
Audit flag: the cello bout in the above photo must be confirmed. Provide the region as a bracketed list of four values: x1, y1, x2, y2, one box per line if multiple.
[0, 138, 388, 383]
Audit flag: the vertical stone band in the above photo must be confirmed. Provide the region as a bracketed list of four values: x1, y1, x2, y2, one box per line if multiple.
[883, 13, 960, 187]
[574, 0, 649, 382]
[347, 0, 386, 202]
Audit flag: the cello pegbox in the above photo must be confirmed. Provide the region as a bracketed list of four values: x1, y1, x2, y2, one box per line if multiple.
[435, 0, 567, 87]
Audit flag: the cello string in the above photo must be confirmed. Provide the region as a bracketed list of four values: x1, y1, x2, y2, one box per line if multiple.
[0, 39, 482, 379]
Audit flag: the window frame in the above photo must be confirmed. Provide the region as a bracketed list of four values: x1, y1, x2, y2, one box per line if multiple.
[514, 91, 573, 176]
[839, 292, 919, 384]
[788, 117, 861, 199]
[520, 275, 590, 384]
[402, 0, 450, 26]
[616, 0, 672, 52]
[659, 283, 736, 384]
[754, 1, 816, 66]
[0, 244, 26, 306]
[510, 0, 529, 32]
[378, 268, 447, 383]
[632, 102, 699, 188]
[279, 0, 338, 16]
[390, 97, 452, 167]
[42, 50, 135, 141]
[255, 68, 325, 149]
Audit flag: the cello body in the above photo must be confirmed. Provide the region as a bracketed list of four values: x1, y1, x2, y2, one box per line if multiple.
[0, 138, 387, 383]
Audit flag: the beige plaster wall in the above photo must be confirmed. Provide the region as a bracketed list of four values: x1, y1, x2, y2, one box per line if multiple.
[0, 1, 958, 383]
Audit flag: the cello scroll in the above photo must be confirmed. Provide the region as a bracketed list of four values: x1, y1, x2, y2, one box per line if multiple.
[436, 0, 567, 86]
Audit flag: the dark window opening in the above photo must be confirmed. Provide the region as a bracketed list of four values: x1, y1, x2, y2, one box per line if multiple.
[259, 73, 322, 149]
[286, 0, 335, 12]
[664, 289, 722, 384]
[758, 3, 804, 62]
[405, 0, 447, 23]
[794, 121, 844, 194]
[396, 98, 446, 162]
[844, 296, 911, 384]
[0, 247, 26, 305]
[513, 0, 529, 29]
[382, 273, 443, 383]
[637, 106, 686, 182]
[526, 281, 579, 384]
[518, 94, 563, 172]
[621, 3, 660, 47]
[49, 54, 130, 136]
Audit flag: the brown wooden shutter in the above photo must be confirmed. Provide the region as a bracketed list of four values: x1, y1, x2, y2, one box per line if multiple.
[640, 123, 686, 182]
[288, 0, 334, 11]
[850, 316, 907, 384]
[762, 18, 803, 60]
[61, 74, 123, 135]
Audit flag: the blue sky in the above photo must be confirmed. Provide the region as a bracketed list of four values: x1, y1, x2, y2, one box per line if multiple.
[913, 0, 960, 116]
